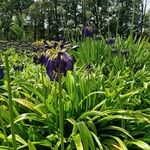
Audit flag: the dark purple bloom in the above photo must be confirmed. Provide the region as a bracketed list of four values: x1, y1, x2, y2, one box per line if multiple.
[46, 52, 75, 81]
[44, 56, 49, 65]
[54, 57, 67, 74]
[46, 58, 66, 81]
[106, 37, 115, 45]
[0, 67, 4, 79]
[82, 26, 93, 37]
[39, 55, 46, 66]
[63, 52, 74, 71]
[46, 59, 57, 81]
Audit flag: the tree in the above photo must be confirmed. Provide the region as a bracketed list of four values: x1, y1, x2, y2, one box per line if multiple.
[0, 0, 149, 41]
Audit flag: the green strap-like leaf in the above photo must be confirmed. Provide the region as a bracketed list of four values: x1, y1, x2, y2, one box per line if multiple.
[73, 134, 84, 150]
[0, 146, 13, 150]
[91, 132, 103, 150]
[77, 121, 96, 150]
[130, 140, 150, 150]
[111, 136, 128, 150]
[13, 98, 44, 115]
[7, 113, 44, 127]
[101, 126, 133, 139]
[22, 83, 45, 102]
[7, 134, 28, 145]
[28, 140, 37, 150]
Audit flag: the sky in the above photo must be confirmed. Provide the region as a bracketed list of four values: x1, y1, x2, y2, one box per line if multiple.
[145, 0, 150, 12]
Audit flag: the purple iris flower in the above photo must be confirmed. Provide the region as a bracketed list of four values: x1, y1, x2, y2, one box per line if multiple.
[82, 26, 93, 37]
[63, 52, 74, 71]
[46, 52, 75, 81]
[106, 37, 115, 45]
[0, 60, 4, 79]
[39, 55, 46, 66]
[46, 59, 57, 81]
[44, 56, 49, 65]
[0, 68, 4, 80]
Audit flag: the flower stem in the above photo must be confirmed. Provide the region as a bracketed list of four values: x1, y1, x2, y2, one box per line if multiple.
[58, 72, 64, 150]
[5, 54, 17, 150]
[41, 65, 50, 133]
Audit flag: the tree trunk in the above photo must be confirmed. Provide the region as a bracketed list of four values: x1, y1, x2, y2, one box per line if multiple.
[54, 0, 59, 35]
[74, 0, 77, 41]
[34, 19, 37, 41]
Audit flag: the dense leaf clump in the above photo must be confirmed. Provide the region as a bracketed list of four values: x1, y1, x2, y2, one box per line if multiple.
[0, 36, 150, 149]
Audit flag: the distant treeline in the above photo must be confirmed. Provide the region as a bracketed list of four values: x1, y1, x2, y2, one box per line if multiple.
[0, 0, 149, 41]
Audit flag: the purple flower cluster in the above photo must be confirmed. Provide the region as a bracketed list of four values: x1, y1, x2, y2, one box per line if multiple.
[82, 26, 94, 38]
[0, 60, 4, 80]
[45, 52, 75, 81]
[0, 68, 4, 80]
[33, 54, 48, 66]
[32, 39, 77, 81]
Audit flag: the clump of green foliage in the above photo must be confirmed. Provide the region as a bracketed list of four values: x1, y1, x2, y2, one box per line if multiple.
[0, 36, 150, 150]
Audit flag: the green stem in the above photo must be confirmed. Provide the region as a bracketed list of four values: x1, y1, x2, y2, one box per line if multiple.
[5, 54, 17, 150]
[54, 82, 59, 128]
[58, 72, 64, 150]
[41, 65, 51, 133]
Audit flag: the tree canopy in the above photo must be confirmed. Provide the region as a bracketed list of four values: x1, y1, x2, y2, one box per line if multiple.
[0, 0, 149, 41]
